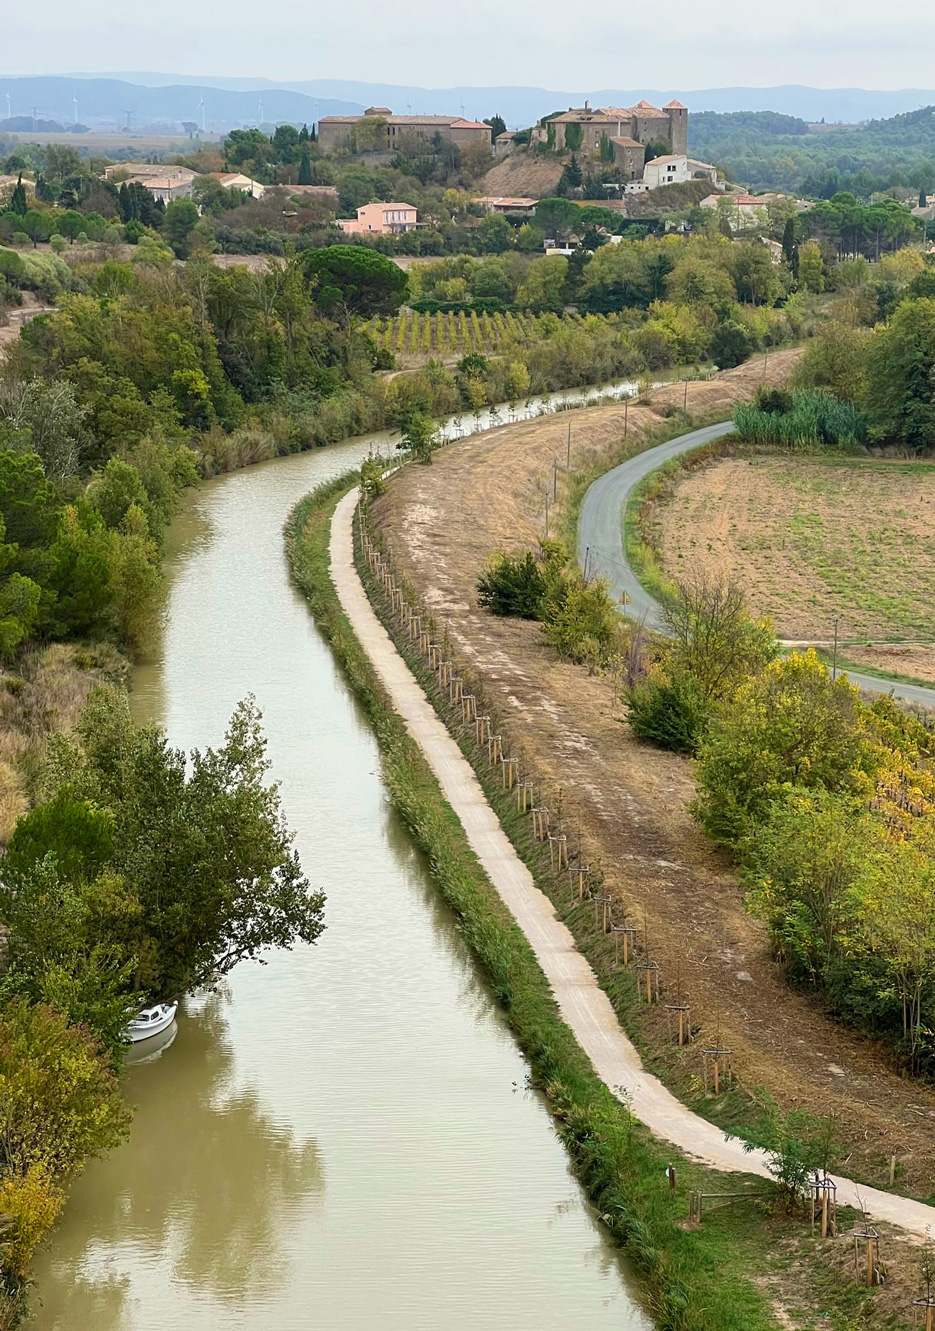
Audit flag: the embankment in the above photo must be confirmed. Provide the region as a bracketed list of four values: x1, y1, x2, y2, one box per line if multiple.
[364, 352, 935, 1198]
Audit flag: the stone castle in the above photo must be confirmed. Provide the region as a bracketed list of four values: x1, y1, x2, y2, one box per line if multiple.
[549, 100, 688, 179]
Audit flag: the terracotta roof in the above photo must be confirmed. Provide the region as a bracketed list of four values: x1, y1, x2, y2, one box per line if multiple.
[664, 100, 687, 110]
[449, 118, 490, 130]
[633, 100, 664, 113]
[646, 154, 686, 165]
[609, 136, 642, 148]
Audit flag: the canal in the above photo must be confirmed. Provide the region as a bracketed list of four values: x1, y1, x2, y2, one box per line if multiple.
[31, 417, 650, 1329]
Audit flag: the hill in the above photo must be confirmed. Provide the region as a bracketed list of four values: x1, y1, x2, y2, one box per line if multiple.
[691, 104, 935, 193]
[0, 76, 360, 133]
[15, 75, 935, 132]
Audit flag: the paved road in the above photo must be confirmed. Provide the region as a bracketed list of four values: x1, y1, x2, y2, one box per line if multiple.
[331, 488, 935, 1239]
[577, 421, 935, 707]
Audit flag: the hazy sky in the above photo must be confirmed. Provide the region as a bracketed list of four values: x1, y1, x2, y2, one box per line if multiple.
[6, 0, 935, 89]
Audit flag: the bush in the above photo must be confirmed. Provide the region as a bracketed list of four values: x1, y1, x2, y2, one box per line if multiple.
[627, 670, 708, 754]
[693, 650, 868, 846]
[477, 550, 547, 618]
[541, 571, 620, 666]
[709, 320, 754, 368]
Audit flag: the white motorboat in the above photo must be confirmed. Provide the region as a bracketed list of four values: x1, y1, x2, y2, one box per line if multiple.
[125, 1002, 178, 1044]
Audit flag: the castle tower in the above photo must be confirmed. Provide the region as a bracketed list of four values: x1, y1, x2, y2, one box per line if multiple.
[665, 100, 688, 155]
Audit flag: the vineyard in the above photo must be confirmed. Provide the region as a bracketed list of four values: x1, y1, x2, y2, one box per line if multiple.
[366, 309, 601, 363]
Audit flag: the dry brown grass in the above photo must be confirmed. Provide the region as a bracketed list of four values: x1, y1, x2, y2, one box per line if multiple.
[370, 348, 935, 1197]
[654, 452, 935, 644]
[0, 642, 128, 841]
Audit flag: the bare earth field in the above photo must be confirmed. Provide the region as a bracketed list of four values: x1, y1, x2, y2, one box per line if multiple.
[371, 348, 935, 1199]
[654, 453, 935, 682]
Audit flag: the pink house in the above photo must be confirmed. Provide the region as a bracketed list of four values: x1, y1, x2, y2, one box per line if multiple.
[337, 202, 418, 235]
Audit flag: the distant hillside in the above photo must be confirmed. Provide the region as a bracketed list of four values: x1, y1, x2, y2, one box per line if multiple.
[20, 74, 935, 131]
[0, 76, 360, 132]
[689, 106, 935, 194]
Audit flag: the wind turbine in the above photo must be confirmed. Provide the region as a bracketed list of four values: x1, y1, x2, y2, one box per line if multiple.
[197, 96, 206, 134]
[257, 97, 264, 126]
[73, 96, 78, 125]
[5, 92, 11, 121]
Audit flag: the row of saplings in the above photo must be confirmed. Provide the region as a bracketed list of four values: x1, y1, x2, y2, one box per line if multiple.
[478, 547, 935, 1079]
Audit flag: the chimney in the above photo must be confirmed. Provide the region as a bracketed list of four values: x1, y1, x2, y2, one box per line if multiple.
[584, 100, 590, 111]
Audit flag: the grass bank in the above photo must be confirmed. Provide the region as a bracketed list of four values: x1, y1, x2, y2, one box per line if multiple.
[286, 473, 907, 1331]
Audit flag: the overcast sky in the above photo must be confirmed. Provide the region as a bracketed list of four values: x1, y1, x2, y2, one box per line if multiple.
[6, 0, 935, 89]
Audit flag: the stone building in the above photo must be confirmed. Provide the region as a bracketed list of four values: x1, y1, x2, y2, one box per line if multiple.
[318, 108, 492, 155]
[550, 99, 688, 177]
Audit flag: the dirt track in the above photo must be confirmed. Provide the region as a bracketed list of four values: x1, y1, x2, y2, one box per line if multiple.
[370, 350, 935, 1197]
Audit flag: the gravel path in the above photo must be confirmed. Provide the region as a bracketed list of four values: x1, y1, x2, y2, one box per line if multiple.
[330, 487, 935, 1239]
[577, 421, 935, 708]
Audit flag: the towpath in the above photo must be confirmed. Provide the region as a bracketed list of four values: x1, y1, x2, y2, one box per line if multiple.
[330, 487, 935, 1239]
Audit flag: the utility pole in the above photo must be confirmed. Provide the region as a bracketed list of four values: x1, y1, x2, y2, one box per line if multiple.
[624, 394, 629, 439]
[566, 418, 571, 468]
[552, 456, 558, 501]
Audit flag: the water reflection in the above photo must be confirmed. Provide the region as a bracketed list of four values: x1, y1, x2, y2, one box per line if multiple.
[35, 994, 323, 1328]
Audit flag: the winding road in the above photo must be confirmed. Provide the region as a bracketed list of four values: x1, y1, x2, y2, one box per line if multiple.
[577, 421, 935, 707]
[331, 487, 935, 1241]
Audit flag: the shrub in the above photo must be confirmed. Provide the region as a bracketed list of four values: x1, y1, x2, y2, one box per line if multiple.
[477, 550, 547, 618]
[693, 650, 868, 846]
[627, 670, 708, 754]
[541, 571, 620, 665]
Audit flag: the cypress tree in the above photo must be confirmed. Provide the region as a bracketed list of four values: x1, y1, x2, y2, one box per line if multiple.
[10, 174, 27, 216]
[298, 152, 312, 185]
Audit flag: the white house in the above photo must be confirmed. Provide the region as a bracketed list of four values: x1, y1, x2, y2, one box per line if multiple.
[626, 154, 718, 193]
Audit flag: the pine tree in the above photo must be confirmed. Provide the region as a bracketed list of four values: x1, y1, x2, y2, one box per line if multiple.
[298, 152, 312, 185]
[10, 174, 27, 217]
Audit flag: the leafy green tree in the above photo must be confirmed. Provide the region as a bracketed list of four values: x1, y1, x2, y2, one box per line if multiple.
[42, 145, 82, 183]
[664, 574, 777, 702]
[476, 214, 512, 253]
[40, 691, 323, 998]
[398, 409, 440, 463]
[517, 255, 568, 312]
[0, 997, 131, 1278]
[484, 114, 507, 141]
[864, 296, 935, 450]
[743, 786, 874, 984]
[0, 377, 88, 481]
[694, 650, 868, 846]
[477, 550, 547, 617]
[86, 458, 149, 530]
[792, 321, 870, 402]
[708, 320, 753, 368]
[302, 244, 408, 317]
[162, 198, 200, 258]
[55, 209, 85, 244]
[797, 241, 824, 293]
[20, 210, 52, 249]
